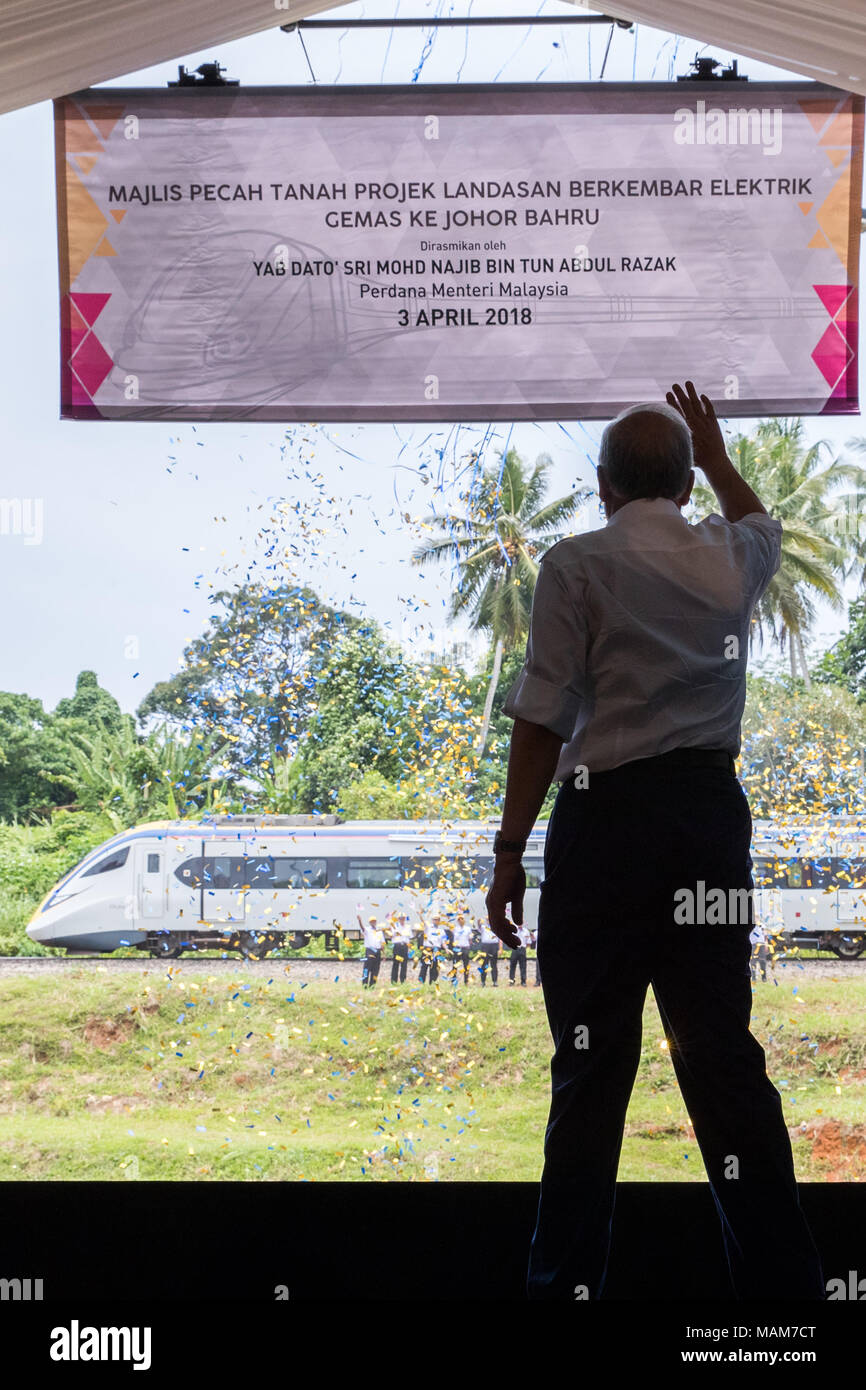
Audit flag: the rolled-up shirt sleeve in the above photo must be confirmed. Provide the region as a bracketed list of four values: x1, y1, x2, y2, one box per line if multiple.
[501, 555, 587, 742]
[734, 512, 783, 601]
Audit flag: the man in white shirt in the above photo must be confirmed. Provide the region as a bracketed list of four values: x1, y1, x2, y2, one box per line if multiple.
[388, 911, 414, 985]
[487, 382, 824, 1301]
[450, 912, 473, 985]
[419, 912, 446, 984]
[356, 906, 385, 989]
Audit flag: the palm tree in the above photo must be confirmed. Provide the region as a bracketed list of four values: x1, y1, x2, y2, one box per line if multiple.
[689, 419, 866, 687]
[410, 447, 592, 758]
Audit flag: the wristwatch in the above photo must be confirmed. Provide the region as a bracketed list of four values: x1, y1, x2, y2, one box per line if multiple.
[493, 830, 526, 855]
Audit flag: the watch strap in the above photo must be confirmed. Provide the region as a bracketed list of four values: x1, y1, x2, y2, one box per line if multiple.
[493, 831, 526, 854]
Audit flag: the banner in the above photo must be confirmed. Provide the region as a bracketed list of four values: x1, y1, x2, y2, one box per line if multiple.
[55, 82, 863, 422]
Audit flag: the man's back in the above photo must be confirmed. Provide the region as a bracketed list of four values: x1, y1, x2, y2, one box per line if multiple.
[504, 496, 781, 777]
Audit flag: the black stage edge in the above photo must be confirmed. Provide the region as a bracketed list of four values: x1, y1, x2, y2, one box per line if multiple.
[1, 1181, 865, 1299]
[1, 1183, 864, 1371]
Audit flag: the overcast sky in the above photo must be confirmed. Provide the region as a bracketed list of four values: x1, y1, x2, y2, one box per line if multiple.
[0, 0, 863, 717]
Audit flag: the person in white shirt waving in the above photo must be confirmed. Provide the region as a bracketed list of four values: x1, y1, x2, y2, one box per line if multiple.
[356, 905, 385, 989]
[449, 911, 473, 985]
[419, 910, 446, 985]
[487, 382, 823, 1302]
[388, 910, 414, 985]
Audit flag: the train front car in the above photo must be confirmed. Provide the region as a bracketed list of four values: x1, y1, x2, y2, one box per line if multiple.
[26, 830, 152, 954]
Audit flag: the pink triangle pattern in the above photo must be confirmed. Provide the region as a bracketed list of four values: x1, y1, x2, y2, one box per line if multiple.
[814, 284, 851, 318]
[812, 285, 858, 407]
[71, 330, 113, 397]
[69, 291, 111, 328]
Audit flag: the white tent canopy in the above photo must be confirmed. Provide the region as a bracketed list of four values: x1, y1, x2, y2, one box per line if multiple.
[1, 1, 865, 116]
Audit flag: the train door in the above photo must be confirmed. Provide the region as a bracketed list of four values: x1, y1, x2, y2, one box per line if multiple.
[134, 842, 167, 921]
[200, 841, 248, 925]
[751, 847, 785, 943]
[166, 835, 205, 927]
[775, 852, 816, 942]
[834, 839, 866, 926]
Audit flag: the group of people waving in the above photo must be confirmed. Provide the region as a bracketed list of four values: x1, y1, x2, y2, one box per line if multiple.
[354, 902, 538, 988]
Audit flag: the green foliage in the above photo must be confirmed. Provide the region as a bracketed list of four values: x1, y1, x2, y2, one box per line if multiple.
[52, 719, 232, 825]
[814, 597, 866, 702]
[740, 674, 866, 817]
[136, 582, 362, 776]
[689, 419, 866, 670]
[0, 691, 79, 821]
[286, 625, 480, 815]
[54, 669, 123, 732]
[0, 810, 117, 955]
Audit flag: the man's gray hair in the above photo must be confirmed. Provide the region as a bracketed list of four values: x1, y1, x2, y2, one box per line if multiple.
[598, 401, 693, 502]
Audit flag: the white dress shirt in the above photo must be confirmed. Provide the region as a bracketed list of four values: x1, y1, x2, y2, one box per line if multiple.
[451, 921, 472, 948]
[363, 922, 385, 950]
[502, 497, 782, 779]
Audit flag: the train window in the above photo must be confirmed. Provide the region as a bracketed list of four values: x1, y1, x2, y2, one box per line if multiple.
[146, 854, 160, 873]
[833, 857, 866, 889]
[402, 858, 439, 889]
[276, 858, 326, 889]
[474, 856, 495, 888]
[524, 858, 544, 888]
[203, 857, 246, 890]
[246, 857, 327, 889]
[402, 856, 477, 890]
[347, 857, 401, 889]
[784, 861, 806, 889]
[807, 857, 835, 889]
[752, 857, 781, 888]
[82, 845, 130, 876]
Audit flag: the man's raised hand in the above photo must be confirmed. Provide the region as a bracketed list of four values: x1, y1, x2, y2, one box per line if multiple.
[666, 380, 729, 473]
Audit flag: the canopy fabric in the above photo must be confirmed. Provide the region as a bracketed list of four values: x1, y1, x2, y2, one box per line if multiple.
[1, 0, 865, 116]
[567, 1, 866, 94]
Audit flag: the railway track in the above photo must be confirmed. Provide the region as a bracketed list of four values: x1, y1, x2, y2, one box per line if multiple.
[0, 953, 863, 975]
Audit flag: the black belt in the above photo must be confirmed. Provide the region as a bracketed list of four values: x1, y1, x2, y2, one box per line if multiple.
[583, 747, 736, 777]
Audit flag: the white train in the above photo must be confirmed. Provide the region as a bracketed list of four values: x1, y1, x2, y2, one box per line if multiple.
[25, 814, 866, 960]
[26, 816, 547, 958]
[751, 818, 866, 958]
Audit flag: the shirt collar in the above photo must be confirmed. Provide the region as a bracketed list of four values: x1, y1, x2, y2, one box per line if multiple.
[605, 496, 687, 528]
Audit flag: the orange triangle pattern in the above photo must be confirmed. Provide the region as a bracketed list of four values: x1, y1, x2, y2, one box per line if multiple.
[63, 116, 103, 156]
[820, 110, 855, 147]
[798, 98, 838, 138]
[816, 172, 856, 267]
[798, 201, 814, 215]
[74, 155, 97, 175]
[80, 104, 126, 143]
[64, 167, 109, 282]
[94, 237, 116, 257]
[110, 209, 126, 224]
[809, 230, 829, 248]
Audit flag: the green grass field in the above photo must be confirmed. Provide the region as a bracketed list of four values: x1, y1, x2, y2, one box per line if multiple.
[1, 963, 864, 1182]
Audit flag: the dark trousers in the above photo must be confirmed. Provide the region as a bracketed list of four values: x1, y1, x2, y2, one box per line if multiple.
[452, 947, 471, 983]
[528, 756, 825, 1301]
[480, 944, 499, 985]
[419, 949, 439, 984]
[362, 948, 381, 987]
[391, 943, 409, 983]
[509, 946, 527, 985]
